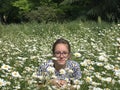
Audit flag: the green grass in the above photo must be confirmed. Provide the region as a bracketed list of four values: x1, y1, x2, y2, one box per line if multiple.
[0, 20, 120, 90]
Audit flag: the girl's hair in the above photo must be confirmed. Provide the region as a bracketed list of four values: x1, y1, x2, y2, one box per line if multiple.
[52, 38, 71, 54]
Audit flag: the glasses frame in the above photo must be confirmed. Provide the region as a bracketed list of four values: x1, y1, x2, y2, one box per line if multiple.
[54, 51, 70, 57]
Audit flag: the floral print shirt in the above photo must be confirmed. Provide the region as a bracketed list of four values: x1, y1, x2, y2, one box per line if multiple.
[38, 60, 82, 81]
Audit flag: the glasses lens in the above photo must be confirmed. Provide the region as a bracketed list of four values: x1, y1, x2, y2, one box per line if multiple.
[55, 51, 69, 57]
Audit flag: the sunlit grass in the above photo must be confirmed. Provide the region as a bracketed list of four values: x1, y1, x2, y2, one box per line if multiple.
[0, 21, 120, 90]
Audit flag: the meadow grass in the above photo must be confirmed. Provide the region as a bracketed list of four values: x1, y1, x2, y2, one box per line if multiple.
[0, 21, 120, 90]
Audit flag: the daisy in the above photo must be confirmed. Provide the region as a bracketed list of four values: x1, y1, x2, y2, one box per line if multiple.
[11, 71, 21, 78]
[74, 52, 82, 57]
[59, 69, 66, 75]
[0, 78, 6, 87]
[1, 64, 11, 71]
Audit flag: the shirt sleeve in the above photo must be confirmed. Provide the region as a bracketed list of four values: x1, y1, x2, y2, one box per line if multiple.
[72, 61, 82, 80]
[37, 62, 48, 76]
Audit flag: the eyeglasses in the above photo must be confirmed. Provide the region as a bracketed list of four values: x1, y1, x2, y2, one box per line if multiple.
[54, 51, 69, 57]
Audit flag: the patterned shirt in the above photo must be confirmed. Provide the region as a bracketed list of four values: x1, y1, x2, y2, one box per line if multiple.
[38, 60, 82, 81]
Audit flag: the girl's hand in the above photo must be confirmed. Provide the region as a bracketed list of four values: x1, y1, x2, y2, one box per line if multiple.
[50, 79, 67, 87]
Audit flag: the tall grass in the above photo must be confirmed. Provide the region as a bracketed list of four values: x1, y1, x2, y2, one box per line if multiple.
[0, 21, 120, 90]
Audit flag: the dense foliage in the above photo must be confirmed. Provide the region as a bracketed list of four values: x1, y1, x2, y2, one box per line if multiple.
[0, 0, 120, 23]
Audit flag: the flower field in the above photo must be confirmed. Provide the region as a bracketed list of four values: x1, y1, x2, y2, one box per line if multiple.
[0, 21, 120, 90]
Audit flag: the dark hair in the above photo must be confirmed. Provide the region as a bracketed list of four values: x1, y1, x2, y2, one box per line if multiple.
[52, 38, 71, 54]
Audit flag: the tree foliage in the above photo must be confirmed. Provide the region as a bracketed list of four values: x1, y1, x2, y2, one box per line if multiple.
[0, 0, 120, 23]
[86, 0, 120, 21]
[12, 0, 32, 12]
[0, 0, 20, 23]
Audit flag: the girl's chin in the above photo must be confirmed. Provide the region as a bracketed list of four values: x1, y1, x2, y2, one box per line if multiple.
[57, 61, 66, 65]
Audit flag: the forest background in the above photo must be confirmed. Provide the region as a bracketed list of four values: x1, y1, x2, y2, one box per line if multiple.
[0, 0, 120, 24]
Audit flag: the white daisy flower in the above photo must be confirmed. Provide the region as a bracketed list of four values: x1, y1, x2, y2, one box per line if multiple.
[116, 37, 120, 43]
[51, 75, 57, 79]
[1, 64, 11, 71]
[38, 76, 44, 80]
[85, 76, 92, 83]
[59, 69, 66, 75]
[32, 72, 38, 78]
[0, 78, 6, 87]
[68, 69, 73, 73]
[74, 52, 82, 57]
[48, 62, 54, 66]
[47, 66, 55, 73]
[73, 85, 80, 90]
[74, 79, 81, 85]
[11, 71, 21, 78]
[52, 57, 58, 61]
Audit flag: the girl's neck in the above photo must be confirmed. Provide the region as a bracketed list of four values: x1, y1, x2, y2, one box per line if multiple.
[54, 63, 66, 71]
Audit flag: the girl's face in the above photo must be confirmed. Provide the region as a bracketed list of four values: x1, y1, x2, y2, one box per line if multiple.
[54, 43, 70, 66]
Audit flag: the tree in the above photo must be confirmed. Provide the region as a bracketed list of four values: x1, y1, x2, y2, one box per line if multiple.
[86, 0, 120, 22]
[0, 0, 14, 23]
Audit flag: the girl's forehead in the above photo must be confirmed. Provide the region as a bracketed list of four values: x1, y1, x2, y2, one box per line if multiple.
[55, 43, 68, 48]
[55, 44, 69, 50]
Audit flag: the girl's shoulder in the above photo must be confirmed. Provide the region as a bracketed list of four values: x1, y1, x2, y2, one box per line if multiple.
[40, 60, 53, 67]
[67, 60, 80, 67]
